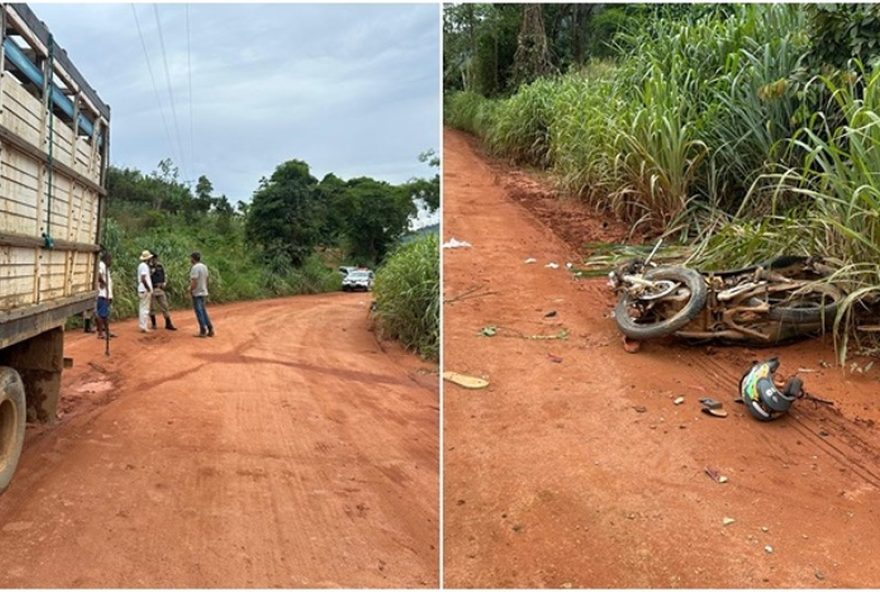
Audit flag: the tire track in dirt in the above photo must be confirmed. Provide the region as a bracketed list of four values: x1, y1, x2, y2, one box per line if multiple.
[443, 127, 880, 588]
[0, 292, 438, 588]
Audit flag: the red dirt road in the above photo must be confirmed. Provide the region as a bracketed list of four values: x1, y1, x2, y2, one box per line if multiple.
[0, 293, 438, 588]
[443, 128, 880, 588]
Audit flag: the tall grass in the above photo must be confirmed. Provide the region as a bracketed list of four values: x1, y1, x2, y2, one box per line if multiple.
[372, 234, 439, 361]
[696, 66, 880, 360]
[444, 4, 880, 359]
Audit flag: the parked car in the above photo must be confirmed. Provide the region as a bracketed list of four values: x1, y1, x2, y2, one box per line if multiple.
[338, 266, 358, 277]
[342, 270, 375, 292]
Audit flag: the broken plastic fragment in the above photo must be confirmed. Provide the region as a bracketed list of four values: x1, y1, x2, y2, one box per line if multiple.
[443, 371, 489, 390]
[443, 238, 472, 249]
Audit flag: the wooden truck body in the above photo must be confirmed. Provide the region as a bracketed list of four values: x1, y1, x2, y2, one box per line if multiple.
[0, 3, 110, 491]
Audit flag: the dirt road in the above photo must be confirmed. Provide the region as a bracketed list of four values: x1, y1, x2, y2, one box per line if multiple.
[0, 293, 438, 588]
[443, 128, 880, 588]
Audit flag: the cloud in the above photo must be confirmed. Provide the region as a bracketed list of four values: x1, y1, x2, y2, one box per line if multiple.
[31, 3, 440, 202]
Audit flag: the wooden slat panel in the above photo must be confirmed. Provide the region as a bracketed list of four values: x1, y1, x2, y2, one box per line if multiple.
[45, 173, 72, 239]
[1, 142, 41, 236]
[1, 73, 42, 148]
[74, 136, 99, 183]
[49, 112, 75, 166]
[0, 245, 37, 310]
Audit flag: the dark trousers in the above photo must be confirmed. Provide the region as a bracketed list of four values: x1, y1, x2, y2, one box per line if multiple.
[192, 296, 213, 333]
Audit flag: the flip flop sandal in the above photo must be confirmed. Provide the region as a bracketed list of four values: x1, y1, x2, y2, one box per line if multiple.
[700, 397, 723, 410]
[702, 407, 728, 418]
[443, 371, 489, 390]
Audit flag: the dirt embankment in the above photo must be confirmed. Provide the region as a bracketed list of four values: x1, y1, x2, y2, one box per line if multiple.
[443, 127, 880, 588]
[0, 292, 438, 588]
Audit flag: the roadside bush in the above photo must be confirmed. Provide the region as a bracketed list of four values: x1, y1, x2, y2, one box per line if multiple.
[96, 215, 340, 322]
[372, 234, 439, 361]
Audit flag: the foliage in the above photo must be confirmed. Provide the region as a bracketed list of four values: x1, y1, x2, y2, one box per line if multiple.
[807, 5, 880, 70]
[372, 233, 439, 360]
[335, 177, 415, 265]
[246, 160, 324, 267]
[444, 3, 880, 359]
[96, 148, 436, 358]
[97, 214, 340, 322]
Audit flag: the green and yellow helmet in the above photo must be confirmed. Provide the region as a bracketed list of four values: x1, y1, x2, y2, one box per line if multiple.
[740, 358, 803, 421]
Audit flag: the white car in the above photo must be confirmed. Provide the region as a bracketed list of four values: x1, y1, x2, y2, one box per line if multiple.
[342, 269, 374, 292]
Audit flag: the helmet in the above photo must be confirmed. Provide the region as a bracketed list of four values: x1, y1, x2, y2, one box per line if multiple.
[739, 358, 803, 421]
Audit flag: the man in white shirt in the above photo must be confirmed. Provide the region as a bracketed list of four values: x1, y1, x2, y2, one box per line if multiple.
[137, 250, 154, 332]
[95, 251, 115, 339]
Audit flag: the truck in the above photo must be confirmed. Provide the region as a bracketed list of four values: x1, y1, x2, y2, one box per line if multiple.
[0, 3, 110, 492]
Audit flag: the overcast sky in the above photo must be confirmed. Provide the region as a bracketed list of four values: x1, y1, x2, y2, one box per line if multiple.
[32, 3, 440, 206]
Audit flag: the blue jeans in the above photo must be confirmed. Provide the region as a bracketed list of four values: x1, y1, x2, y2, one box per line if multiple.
[192, 296, 213, 334]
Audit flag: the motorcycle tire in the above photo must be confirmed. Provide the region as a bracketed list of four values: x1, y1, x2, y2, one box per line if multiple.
[768, 283, 842, 326]
[614, 266, 708, 340]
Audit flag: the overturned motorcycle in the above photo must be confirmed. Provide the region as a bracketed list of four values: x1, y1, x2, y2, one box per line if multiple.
[608, 243, 843, 344]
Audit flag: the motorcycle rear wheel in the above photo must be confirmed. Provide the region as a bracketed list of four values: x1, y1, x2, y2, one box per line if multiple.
[768, 283, 842, 325]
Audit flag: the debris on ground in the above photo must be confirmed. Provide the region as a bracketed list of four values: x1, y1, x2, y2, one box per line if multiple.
[623, 336, 641, 354]
[704, 467, 728, 483]
[443, 371, 489, 390]
[443, 237, 472, 249]
[673, 396, 685, 405]
[547, 353, 563, 364]
[480, 326, 498, 337]
[765, 545, 774, 554]
[446, 286, 499, 304]
[527, 329, 569, 341]
[633, 405, 647, 413]
[544, 310, 557, 318]
[723, 517, 736, 526]
[524, 257, 537, 264]
[545, 262, 560, 269]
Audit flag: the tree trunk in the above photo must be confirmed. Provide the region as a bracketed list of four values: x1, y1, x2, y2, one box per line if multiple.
[572, 4, 583, 65]
[512, 4, 555, 87]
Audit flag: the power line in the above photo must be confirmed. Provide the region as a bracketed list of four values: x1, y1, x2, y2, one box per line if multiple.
[186, 4, 195, 181]
[131, 3, 178, 168]
[153, 3, 187, 180]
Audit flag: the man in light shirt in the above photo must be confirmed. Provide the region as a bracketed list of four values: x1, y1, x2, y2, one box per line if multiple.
[189, 251, 214, 338]
[137, 250, 154, 333]
[95, 251, 115, 339]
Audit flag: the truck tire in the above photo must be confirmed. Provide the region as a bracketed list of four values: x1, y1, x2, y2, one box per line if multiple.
[614, 266, 708, 340]
[0, 367, 26, 493]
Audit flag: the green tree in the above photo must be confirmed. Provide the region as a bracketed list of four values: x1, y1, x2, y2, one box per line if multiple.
[337, 177, 415, 264]
[245, 160, 323, 267]
[402, 150, 440, 212]
[193, 175, 215, 214]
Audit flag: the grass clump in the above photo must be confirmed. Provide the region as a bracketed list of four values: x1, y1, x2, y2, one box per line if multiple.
[372, 234, 439, 361]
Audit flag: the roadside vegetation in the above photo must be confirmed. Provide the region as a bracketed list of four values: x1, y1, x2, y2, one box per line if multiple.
[444, 4, 880, 358]
[95, 153, 439, 336]
[372, 233, 440, 361]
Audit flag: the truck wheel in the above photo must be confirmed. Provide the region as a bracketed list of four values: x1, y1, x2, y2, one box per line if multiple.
[0, 367, 26, 493]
